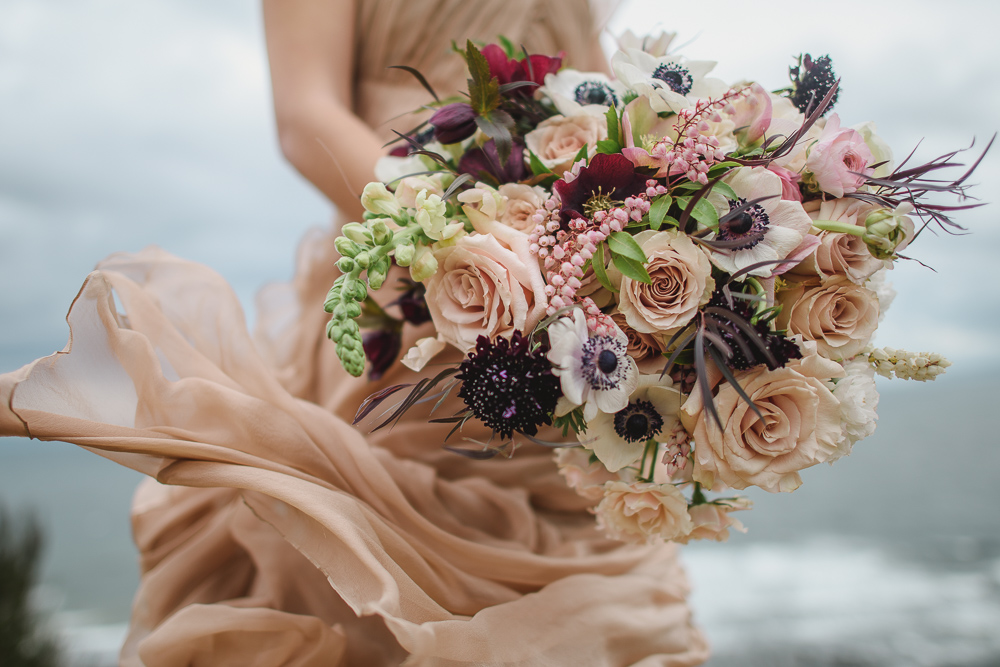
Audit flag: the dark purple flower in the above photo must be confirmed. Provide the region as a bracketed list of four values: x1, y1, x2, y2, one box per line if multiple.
[481, 44, 563, 97]
[704, 288, 801, 371]
[362, 328, 402, 381]
[391, 282, 432, 325]
[458, 139, 525, 184]
[429, 103, 478, 145]
[553, 153, 648, 224]
[457, 331, 561, 440]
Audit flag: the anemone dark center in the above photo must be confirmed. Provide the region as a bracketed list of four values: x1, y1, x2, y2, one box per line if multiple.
[652, 63, 693, 95]
[597, 349, 618, 374]
[574, 81, 618, 107]
[613, 399, 664, 443]
[719, 197, 770, 250]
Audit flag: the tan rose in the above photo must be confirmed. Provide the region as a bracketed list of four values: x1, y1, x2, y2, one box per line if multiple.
[595, 481, 693, 544]
[791, 199, 885, 283]
[674, 498, 751, 544]
[497, 183, 547, 233]
[555, 447, 621, 502]
[777, 277, 879, 361]
[424, 233, 548, 354]
[681, 345, 845, 493]
[524, 114, 607, 176]
[611, 311, 667, 374]
[613, 230, 714, 336]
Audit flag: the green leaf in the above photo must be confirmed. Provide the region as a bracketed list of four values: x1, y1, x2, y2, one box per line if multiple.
[596, 138, 622, 155]
[648, 195, 672, 230]
[605, 105, 620, 144]
[475, 110, 514, 165]
[612, 253, 651, 284]
[711, 181, 738, 201]
[675, 196, 719, 229]
[592, 242, 618, 293]
[572, 143, 590, 165]
[497, 35, 518, 58]
[466, 40, 500, 116]
[661, 215, 680, 228]
[607, 231, 647, 264]
[707, 161, 740, 178]
[527, 150, 555, 177]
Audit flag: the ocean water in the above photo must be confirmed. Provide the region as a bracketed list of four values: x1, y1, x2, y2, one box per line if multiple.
[1, 359, 998, 665]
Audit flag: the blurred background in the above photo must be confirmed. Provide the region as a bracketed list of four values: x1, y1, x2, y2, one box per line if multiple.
[1, 0, 998, 664]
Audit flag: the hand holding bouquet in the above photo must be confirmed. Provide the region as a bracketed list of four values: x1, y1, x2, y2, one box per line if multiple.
[324, 35, 989, 545]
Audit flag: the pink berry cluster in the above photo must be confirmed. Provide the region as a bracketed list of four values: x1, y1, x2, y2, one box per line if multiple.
[527, 181, 668, 333]
[654, 87, 752, 184]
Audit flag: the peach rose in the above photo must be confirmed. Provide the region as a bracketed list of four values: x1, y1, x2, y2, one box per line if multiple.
[611, 311, 667, 374]
[555, 447, 621, 502]
[614, 230, 714, 336]
[792, 199, 885, 284]
[682, 345, 845, 493]
[424, 233, 548, 354]
[777, 277, 879, 361]
[674, 498, 751, 544]
[525, 114, 607, 176]
[497, 183, 547, 233]
[595, 481, 693, 544]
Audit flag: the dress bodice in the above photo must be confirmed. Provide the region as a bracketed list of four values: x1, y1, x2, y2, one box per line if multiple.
[353, 0, 611, 139]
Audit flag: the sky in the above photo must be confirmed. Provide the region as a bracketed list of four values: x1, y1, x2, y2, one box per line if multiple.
[1, 0, 998, 379]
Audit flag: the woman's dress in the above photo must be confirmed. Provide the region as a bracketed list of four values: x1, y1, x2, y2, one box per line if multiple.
[0, 1, 711, 664]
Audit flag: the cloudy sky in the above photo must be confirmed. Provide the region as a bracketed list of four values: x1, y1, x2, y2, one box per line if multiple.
[1, 0, 998, 379]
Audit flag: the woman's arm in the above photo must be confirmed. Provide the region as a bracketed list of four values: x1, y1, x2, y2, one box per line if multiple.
[263, 0, 383, 221]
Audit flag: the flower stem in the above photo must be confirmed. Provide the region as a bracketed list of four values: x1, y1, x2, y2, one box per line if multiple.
[811, 219, 864, 236]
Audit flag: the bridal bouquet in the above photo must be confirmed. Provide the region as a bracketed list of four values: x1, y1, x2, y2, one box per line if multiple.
[324, 35, 987, 545]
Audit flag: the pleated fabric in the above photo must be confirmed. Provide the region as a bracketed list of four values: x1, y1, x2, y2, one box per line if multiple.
[1, 1, 710, 664]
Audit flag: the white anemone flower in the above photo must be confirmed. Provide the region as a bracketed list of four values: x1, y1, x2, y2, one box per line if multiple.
[704, 167, 814, 277]
[612, 48, 727, 114]
[547, 310, 638, 421]
[616, 30, 677, 57]
[540, 69, 626, 117]
[582, 374, 684, 472]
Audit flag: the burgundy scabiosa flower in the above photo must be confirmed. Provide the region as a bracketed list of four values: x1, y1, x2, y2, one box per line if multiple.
[457, 331, 561, 440]
[553, 153, 648, 224]
[362, 328, 403, 381]
[391, 281, 432, 326]
[458, 139, 526, 184]
[704, 288, 801, 371]
[429, 103, 478, 144]
[789, 54, 840, 117]
[481, 44, 563, 97]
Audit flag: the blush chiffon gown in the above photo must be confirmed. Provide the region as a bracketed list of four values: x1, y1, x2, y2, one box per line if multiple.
[0, 1, 710, 664]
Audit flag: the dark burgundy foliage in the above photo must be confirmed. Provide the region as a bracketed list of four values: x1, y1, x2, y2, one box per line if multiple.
[429, 103, 478, 144]
[702, 289, 801, 371]
[481, 44, 562, 97]
[456, 331, 561, 440]
[554, 153, 648, 224]
[362, 329, 402, 381]
[458, 139, 526, 184]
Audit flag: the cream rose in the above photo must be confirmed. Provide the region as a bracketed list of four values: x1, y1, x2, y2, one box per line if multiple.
[497, 183, 547, 233]
[424, 233, 548, 354]
[674, 499, 751, 544]
[777, 277, 880, 361]
[793, 198, 886, 284]
[525, 114, 607, 176]
[614, 230, 714, 336]
[595, 481, 693, 544]
[682, 345, 845, 493]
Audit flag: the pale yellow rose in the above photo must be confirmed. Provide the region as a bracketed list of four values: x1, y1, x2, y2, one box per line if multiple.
[595, 481, 693, 544]
[777, 277, 880, 361]
[497, 183, 547, 233]
[525, 114, 607, 176]
[793, 198, 885, 284]
[682, 344, 845, 493]
[613, 230, 714, 337]
[424, 233, 548, 354]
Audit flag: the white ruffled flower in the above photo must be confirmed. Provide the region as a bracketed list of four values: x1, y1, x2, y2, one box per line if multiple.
[612, 48, 726, 114]
[704, 166, 814, 277]
[547, 310, 638, 421]
[829, 358, 879, 461]
[582, 374, 683, 473]
[867, 268, 897, 322]
[540, 69, 625, 117]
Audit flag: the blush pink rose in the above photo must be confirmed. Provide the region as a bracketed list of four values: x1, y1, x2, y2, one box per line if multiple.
[595, 481, 693, 544]
[794, 198, 886, 284]
[681, 344, 845, 493]
[497, 183, 547, 233]
[525, 114, 607, 177]
[674, 499, 751, 544]
[555, 447, 620, 502]
[425, 233, 548, 354]
[805, 113, 874, 198]
[777, 277, 880, 361]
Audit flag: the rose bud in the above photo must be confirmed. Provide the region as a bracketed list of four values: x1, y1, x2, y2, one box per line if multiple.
[429, 103, 477, 145]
